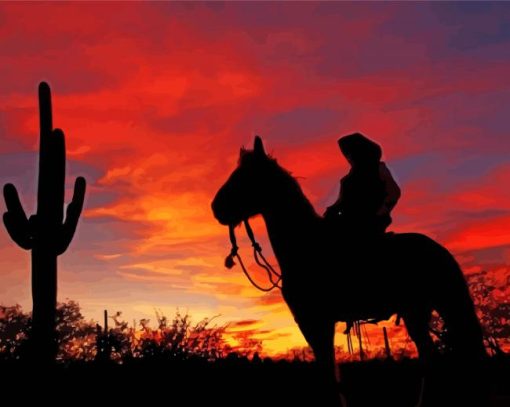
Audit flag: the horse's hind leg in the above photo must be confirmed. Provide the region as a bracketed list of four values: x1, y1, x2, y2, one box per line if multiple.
[403, 308, 436, 361]
[433, 286, 489, 405]
[434, 290, 486, 360]
[402, 309, 436, 407]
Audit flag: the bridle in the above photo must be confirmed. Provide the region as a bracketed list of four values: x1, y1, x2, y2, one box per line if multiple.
[225, 219, 281, 292]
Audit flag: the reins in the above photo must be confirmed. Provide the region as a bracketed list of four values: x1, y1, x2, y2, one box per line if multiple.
[225, 220, 281, 292]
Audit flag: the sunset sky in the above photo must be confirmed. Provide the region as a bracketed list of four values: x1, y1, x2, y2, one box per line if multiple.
[1, 2, 509, 355]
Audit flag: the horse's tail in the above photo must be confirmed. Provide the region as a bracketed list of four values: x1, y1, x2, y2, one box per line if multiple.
[433, 248, 486, 361]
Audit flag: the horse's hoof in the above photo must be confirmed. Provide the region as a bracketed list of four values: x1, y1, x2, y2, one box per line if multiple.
[336, 381, 348, 407]
[339, 392, 348, 407]
[414, 377, 425, 407]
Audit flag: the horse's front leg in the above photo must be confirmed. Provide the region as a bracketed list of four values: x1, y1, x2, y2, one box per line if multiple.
[297, 318, 346, 406]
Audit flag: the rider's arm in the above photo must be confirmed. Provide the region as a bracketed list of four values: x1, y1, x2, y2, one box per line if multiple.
[377, 162, 401, 216]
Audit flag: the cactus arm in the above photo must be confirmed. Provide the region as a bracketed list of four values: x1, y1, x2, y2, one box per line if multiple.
[38, 128, 65, 228]
[2, 183, 32, 250]
[37, 85, 65, 228]
[57, 176, 86, 255]
[50, 128, 66, 226]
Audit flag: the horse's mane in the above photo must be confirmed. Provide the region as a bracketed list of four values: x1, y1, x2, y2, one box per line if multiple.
[239, 148, 321, 220]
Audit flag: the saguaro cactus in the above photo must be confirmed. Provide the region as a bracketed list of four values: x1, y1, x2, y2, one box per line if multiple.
[3, 82, 86, 363]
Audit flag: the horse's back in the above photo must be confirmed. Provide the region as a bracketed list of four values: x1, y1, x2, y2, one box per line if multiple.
[380, 231, 463, 285]
[320, 230, 464, 319]
[387, 232, 461, 276]
[284, 225, 467, 320]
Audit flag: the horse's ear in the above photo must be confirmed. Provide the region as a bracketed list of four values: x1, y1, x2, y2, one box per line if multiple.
[253, 135, 266, 157]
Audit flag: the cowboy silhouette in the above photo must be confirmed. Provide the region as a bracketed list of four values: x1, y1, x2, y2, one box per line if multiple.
[324, 133, 401, 239]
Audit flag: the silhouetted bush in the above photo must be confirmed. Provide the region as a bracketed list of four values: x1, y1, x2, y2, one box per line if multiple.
[0, 301, 234, 363]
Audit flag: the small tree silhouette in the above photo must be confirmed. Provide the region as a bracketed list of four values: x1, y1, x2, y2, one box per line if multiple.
[0, 304, 31, 359]
[468, 271, 510, 355]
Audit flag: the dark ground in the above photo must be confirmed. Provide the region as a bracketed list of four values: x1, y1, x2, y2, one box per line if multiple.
[1, 356, 509, 406]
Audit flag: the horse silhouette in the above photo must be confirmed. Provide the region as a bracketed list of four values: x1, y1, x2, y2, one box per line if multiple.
[211, 136, 486, 404]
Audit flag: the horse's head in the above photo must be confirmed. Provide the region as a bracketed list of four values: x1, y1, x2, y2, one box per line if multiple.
[212, 136, 271, 226]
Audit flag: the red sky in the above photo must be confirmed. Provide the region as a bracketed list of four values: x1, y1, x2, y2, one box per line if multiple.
[1, 2, 509, 355]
